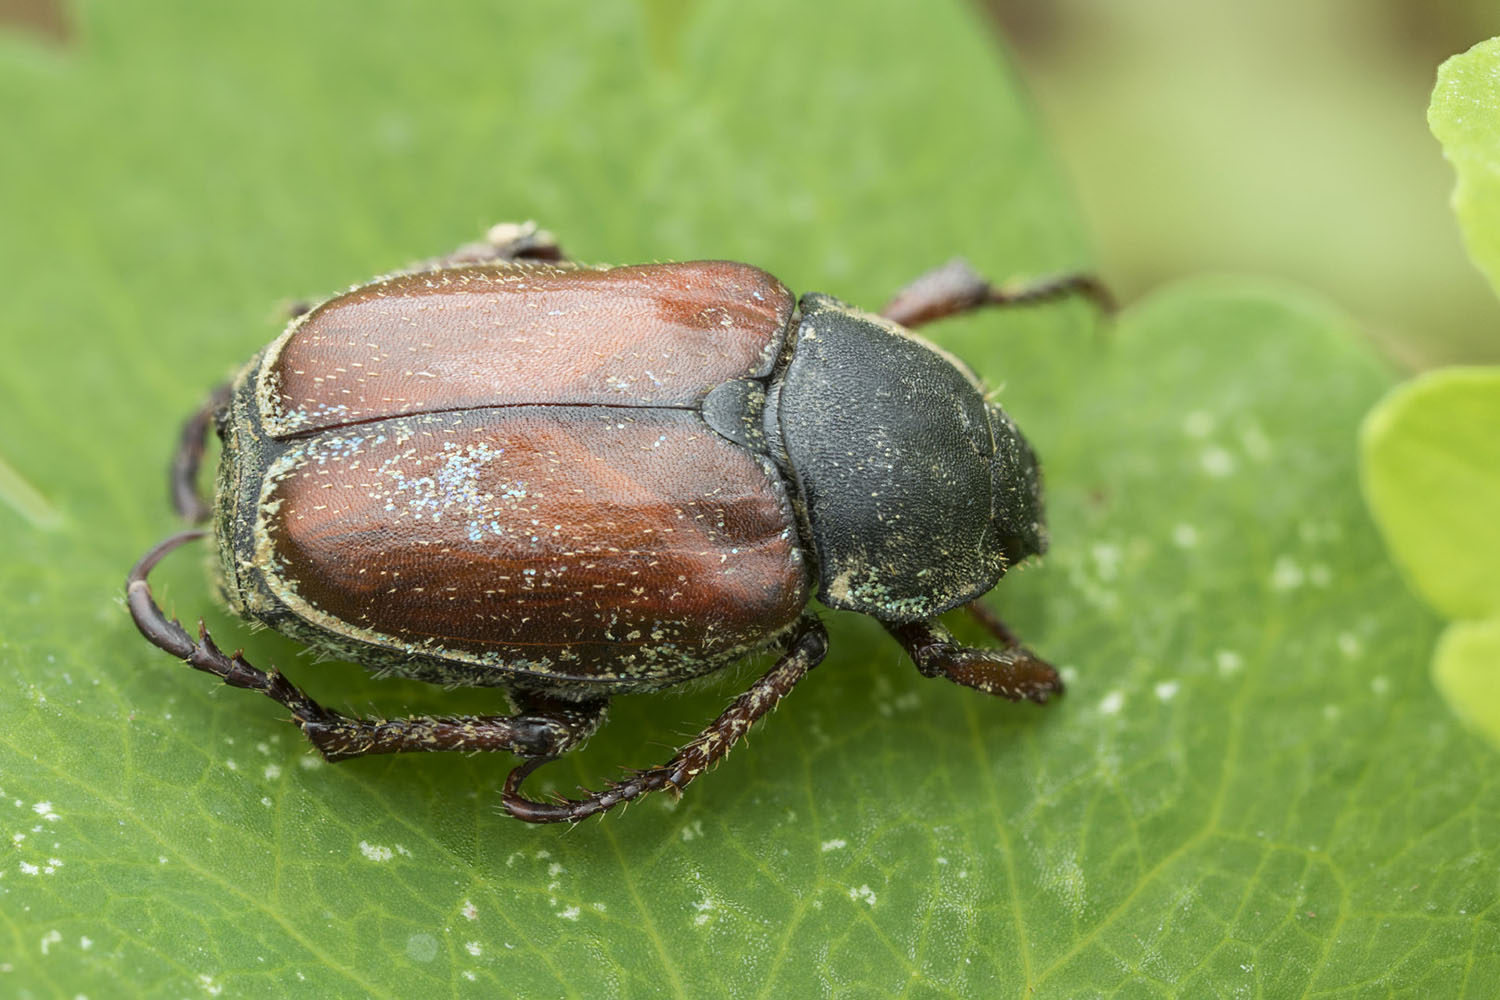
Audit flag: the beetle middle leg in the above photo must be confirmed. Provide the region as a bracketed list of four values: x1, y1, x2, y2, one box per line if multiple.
[170, 381, 233, 524]
[881, 258, 1113, 329]
[500, 617, 830, 824]
[127, 530, 607, 761]
[884, 616, 1062, 704]
[418, 220, 567, 269]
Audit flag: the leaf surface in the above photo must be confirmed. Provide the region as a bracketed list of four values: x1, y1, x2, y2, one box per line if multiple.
[1, 3, 1496, 997]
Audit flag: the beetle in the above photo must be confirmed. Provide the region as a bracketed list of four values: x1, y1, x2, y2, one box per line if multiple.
[127, 222, 1108, 823]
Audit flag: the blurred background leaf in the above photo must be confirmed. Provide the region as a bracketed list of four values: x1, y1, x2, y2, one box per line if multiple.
[1361, 368, 1500, 622]
[984, 0, 1500, 368]
[1360, 37, 1500, 762]
[2, 1, 1497, 997]
[1430, 35, 1500, 302]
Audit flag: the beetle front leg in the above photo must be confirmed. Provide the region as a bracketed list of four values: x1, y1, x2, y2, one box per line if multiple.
[127, 530, 607, 761]
[881, 258, 1113, 329]
[884, 615, 1062, 704]
[500, 617, 830, 824]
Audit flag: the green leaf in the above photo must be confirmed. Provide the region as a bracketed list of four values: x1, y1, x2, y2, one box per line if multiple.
[1434, 619, 1500, 749]
[4, 3, 1498, 997]
[1360, 368, 1500, 621]
[1431, 37, 1500, 298]
[1353, 39, 1500, 757]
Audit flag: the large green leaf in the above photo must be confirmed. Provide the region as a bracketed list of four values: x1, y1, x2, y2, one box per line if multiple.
[3, 3, 1497, 996]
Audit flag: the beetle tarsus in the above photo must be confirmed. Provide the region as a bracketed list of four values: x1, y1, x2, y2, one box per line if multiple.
[884, 616, 1062, 704]
[499, 617, 830, 824]
[881, 258, 1114, 329]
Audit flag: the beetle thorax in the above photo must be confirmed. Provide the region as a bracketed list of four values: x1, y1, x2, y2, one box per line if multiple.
[773, 294, 1043, 622]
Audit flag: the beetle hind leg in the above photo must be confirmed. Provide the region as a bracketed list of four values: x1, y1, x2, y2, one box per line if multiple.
[500, 617, 830, 824]
[884, 613, 1062, 704]
[127, 529, 607, 761]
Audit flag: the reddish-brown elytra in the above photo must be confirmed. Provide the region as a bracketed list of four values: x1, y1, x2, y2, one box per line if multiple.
[128, 222, 1109, 823]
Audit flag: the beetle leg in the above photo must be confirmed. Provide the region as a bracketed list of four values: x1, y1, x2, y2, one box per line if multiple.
[418, 220, 567, 269]
[881, 258, 1113, 329]
[961, 598, 1024, 647]
[883, 617, 1062, 704]
[500, 616, 830, 824]
[127, 530, 608, 760]
[170, 381, 233, 524]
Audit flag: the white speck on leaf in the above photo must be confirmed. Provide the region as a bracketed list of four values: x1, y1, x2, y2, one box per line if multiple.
[1240, 423, 1273, 460]
[692, 897, 716, 926]
[1042, 853, 1088, 915]
[849, 885, 877, 906]
[1099, 691, 1125, 715]
[1172, 523, 1199, 548]
[1183, 410, 1216, 438]
[1216, 650, 1244, 677]
[1200, 447, 1235, 477]
[821, 839, 847, 852]
[1155, 681, 1179, 702]
[1091, 543, 1122, 581]
[359, 842, 394, 862]
[559, 906, 580, 921]
[405, 934, 438, 962]
[1271, 556, 1305, 590]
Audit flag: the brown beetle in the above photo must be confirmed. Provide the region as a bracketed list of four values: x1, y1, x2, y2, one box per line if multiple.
[128, 222, 1107, 822]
